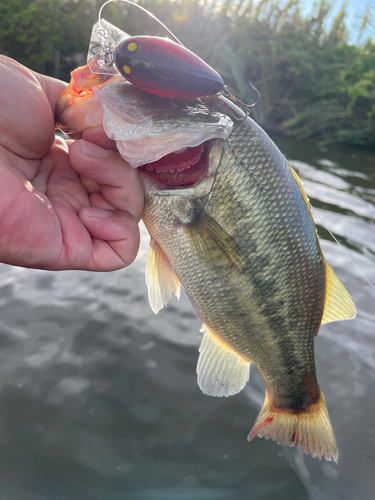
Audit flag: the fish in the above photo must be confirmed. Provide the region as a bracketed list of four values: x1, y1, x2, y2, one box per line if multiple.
[56, 65, 356, 462]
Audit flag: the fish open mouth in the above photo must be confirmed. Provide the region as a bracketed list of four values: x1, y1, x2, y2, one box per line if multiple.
[138, 141, 210, 188]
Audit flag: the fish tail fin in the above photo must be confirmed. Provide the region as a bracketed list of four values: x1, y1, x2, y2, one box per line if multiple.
[247, 389, 338, 462]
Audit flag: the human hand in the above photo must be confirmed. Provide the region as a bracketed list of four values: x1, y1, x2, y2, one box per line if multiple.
[0, 56, 144, 271]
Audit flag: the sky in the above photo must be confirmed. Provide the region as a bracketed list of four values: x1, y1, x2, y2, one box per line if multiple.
[300, 0, 374, 43]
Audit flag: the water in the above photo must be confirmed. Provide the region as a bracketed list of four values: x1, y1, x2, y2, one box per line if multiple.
[0, 136, 374, 499]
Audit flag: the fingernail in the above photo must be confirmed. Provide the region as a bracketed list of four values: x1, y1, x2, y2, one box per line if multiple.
[80, 139, 111, 158]
[85, 207, 113, 218]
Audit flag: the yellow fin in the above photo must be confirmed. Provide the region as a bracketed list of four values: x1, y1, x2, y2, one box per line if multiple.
[197, 324, 250, 397]
[289, 167, 356, 325]
[322, 262, 356, 325]
[180, 203, 246, 272]
[289, 165, 314, 220]
[145, 238, 180, 314]
[248, 389, 338, 462]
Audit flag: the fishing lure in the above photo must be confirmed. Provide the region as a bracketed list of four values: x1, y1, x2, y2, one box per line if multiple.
[88, 0, 259, 115]
[114, 36, 224, 99]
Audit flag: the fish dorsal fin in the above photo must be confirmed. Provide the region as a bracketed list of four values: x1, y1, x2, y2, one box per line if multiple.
[146, 238, 181, 314]
[289, 165, 314, 220]
[180, 203, 246, 273]
[321, 262, 356, 325]
[197, 324, 250, 397]
[289, 167, 356, 326]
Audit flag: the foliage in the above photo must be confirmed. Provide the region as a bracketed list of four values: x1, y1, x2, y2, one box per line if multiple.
[0, 0, 96, 78]
[0, 0, 374, 146]
[191, 0, 375, 145]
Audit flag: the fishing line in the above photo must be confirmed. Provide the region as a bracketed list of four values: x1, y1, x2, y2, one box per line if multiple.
[96, 0, 260, 113]
[312, 207, 375, 292]
[98, 0, 184, 46]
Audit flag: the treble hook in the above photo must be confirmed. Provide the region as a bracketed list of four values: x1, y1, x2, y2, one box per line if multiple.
[220, 81, 261, 121]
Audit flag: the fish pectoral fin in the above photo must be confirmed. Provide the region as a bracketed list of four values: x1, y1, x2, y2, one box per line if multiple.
[248, 389, 338, 462]
[197, 324, 250, 397]
[321, 262, 356, 325]
[180, 203, 246, 272]
[146, 237, 181, 314]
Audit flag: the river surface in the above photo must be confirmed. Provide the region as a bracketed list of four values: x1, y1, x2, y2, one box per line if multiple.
[0, 134, 374, 499]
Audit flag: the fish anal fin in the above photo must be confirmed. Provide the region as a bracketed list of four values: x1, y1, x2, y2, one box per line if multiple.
[197, 324, 250, 397]
[321, 262, 356, 326]
[248, 389, 338, 462]
[145, 238, 180, 314]
[180, 202, 246, 272]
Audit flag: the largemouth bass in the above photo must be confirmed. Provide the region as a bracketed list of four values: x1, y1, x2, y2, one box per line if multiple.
[56, 65, 356, 462]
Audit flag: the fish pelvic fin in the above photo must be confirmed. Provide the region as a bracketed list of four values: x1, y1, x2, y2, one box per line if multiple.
[146, 238, 181, 314]
[248, 389, 338, 462]
[197, 324, 250, 397]
[321, 262, 356, 325]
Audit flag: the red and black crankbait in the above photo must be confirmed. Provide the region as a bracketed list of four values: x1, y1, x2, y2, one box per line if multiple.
[114, 35, 224, 99]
